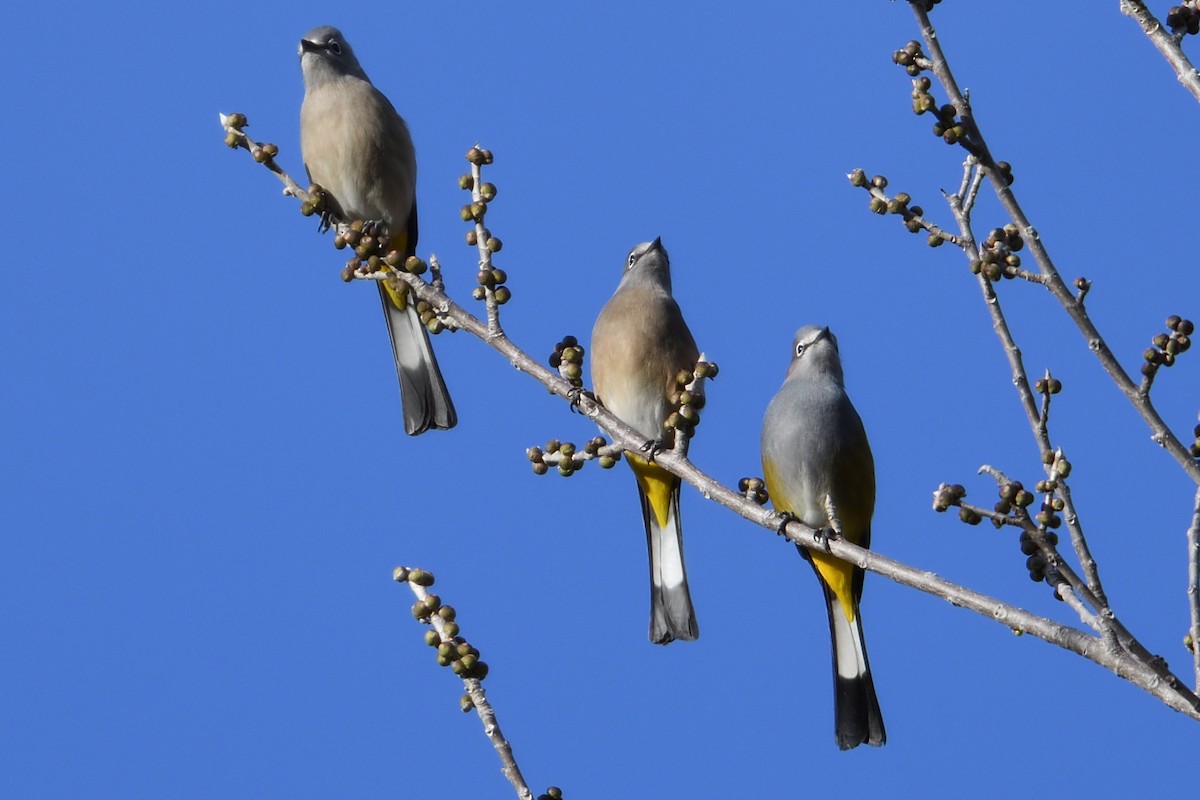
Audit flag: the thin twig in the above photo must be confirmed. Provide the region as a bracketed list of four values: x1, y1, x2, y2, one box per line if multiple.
[1035, 379, 1105, 605]
[467, 150, 504, 337]
[1188, 487, 1200, 691]
[1056, 580, 1102, 633]
[909, 4, 1200, 486]
[397, 570, 533, 800]
[1120, 0, 1200, 104]
[218, 113, 313, 204]
[905, 1, 1199, 685]
[942, 167, 1041, 449]
[942, 129, 1137, 661]
[671, 355, 710, 462]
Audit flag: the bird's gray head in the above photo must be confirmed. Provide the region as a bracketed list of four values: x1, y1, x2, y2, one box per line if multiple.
[784, 325, 845, 385]
[617, 237, 672, 292]
[299, 26, 368, 84]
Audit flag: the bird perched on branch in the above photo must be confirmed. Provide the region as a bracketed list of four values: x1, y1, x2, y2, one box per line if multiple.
[298, 25, 456, 435]
[761, 325, 885, 749]
[591, 238, 701, 644]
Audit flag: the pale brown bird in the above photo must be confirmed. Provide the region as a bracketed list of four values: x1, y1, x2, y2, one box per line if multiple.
[299, 25, 455, 435]
[591, 238, 700, 644]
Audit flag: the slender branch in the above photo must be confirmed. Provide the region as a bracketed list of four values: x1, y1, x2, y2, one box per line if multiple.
[1189, 488, 1200, 691]
[898, 2, 1200, 699]
[218, 113, 313, 204]
[973, 461, 1110, 635]
[221, 114, 1200, 722]
[1056, 581, 1101, 633]
[465, 148, 504, 336]
[909, 5, 1200, 486]
[940, 138, 1163, 675]
[940, 163, 1042, 452]
[955, 155, 975, 210]
[1054, 467, 1107, 607]
[1033, 374, 1104, 604]
[395, 568, 533, 800]
[1120, 0, 1200, 104]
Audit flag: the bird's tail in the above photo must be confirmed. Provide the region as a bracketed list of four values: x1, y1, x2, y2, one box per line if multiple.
[378, 283, 457, 435]
[813, 566, 885, 749]
[629, 457, 698, 644]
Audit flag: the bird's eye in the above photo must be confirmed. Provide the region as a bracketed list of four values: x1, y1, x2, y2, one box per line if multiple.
[627, 253, 637, 269]
[328, 39, 342, 54]
[795, 343, 806, 357]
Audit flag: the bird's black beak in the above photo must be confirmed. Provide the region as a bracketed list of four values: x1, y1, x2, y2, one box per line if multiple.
[648, 236, 663, 252]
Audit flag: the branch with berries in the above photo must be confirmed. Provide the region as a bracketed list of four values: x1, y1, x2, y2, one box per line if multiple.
[395, 567, 563, 800]
[1122, 1, 1200, 105]
[851, 1, 1200, 700]
[220, 96, 1200, 728]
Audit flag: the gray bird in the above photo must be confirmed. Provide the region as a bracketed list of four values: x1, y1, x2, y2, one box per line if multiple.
[760, 325, 885, 749]
[590, 238, 700, 644]
[299, 25, 456, 435]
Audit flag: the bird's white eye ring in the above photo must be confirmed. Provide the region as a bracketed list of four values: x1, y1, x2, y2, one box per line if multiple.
[328, 39, 342, 54]
[627, 253, 637, 269]
[795, 343, 806, 357]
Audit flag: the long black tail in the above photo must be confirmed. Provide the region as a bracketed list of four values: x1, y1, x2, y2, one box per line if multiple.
[637, 475, 698, 644]
[819, 579, 885, 750]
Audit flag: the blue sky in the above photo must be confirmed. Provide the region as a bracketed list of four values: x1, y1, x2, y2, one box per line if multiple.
[5, 1, 1200, 797]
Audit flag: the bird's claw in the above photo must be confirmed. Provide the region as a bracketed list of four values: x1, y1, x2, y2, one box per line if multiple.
[317, 210, 334, 234]
[640, 438, 664, 463]
[814, 527, 835, 552]
[775, 510, 799, 535]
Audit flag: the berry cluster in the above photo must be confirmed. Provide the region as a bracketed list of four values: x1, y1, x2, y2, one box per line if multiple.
[851, 172, 910, 218]
[460, 147, 511, 308]
[1018, 529, 1059, 584]
[1168, 3, 1200, 35]
[892, 40, 925, 77]
[738, 477, 769, 506]
[1034, 375, 1063, 396]
[932, 483, 974, 521]
[667, 361, 718, 442]
[528, 437, 619, 477]
[1143, 315, 1193, 376]
[970, 224, 1024, 282]
[902, 53, 981, 149]
[993, 480, 1035, 520]
[935, 474, 1069, 586]
[329, 222, 447, 332]
[473, 265, 510, 305]
[549, 336, 585, 389]
[394, 567, 491, 695]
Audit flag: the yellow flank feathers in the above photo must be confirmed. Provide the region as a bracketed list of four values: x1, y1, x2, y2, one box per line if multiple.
[627, 454, 674, 530]
[811, 551, 857, 624]
[381, 272, 408, 311]
[762, 459, 858, 625]
[380, 231, 410, 310]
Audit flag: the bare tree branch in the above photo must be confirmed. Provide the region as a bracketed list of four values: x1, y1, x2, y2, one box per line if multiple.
[1120, 0, 1200, 103]
[899, 0, 1200, 703]
[219, 96, 1200, 730]
[908, 4, 1200, 487]
[394, 567, 534, 800]
[1188, 488, 1200, 691]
